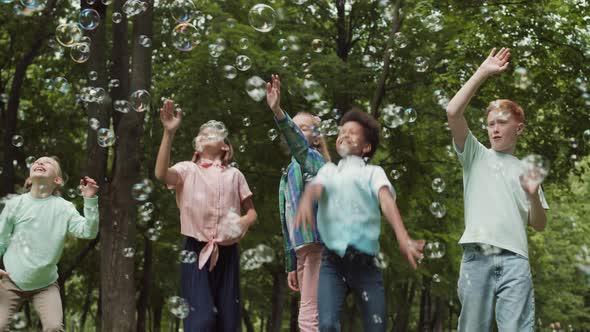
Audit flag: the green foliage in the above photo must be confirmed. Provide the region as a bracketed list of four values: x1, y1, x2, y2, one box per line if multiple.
[1, 0, 589, 330]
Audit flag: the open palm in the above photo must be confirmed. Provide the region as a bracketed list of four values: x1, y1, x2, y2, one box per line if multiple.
[160, 99, 182, 133]
[479, 47, 511, 76]
[266, 74, 281, 112]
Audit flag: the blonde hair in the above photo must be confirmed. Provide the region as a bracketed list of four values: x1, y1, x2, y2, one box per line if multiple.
[296, 112, 332, 163]
[24, 156, 64, 196]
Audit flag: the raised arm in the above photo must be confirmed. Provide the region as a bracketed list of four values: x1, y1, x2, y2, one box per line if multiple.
[447, 47, 511, 151]
[155, 99, 181, 185]
[378, 187, 424, 269]
[267, 74, 325, 175]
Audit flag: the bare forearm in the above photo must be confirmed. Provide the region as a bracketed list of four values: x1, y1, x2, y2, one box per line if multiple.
[379, 188, 409, 243]
[155, 131, 174, 181]
[446, 69, 489, 117]
[528, 193, 547, 231]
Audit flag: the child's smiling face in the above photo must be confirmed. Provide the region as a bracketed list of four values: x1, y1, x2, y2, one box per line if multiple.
[335, 121, 370, 158]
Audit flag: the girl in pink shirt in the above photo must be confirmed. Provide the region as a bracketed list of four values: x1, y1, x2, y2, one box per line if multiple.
[155, 99, 257, 331]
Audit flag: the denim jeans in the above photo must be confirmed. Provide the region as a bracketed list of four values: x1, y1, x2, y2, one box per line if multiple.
[457, 244, 535, 332]
[317, 247, 386, 332]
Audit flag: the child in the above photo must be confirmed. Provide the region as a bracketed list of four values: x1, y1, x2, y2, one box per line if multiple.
[154, 99, 257, 331]
[296, 109, 424, 332]
[0, 156, 99, 332]
[446, 47, 549, 331]
[266, 74, 331, 332]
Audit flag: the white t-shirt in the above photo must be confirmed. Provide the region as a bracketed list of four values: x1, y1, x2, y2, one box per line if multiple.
[454, 131, 549, 258]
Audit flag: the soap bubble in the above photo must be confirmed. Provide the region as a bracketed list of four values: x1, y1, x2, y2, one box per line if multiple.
[311, 38, 323, 52]
[223, 65, 237, 79]
[170, 0, 194, 23]
[129, 89, 150, 112]
[97, 128, 116, 147]
[279, 55, 289, 67]
[132, 179, 154, 201]
[114, 100, 131, 113]
[179, 250, 197, 264]
[79, 8, 100, 30]
[11, 135, 24, 147]
[415, 56, 429, 72]
[431, 178, 445, 193]
[172, 23, 200, 51]
[404, 108, 417, 123]
[239, 37, 249, 50]
[267, 128, 278, 141]
[70, 42, 91, 63]
[54, 77, 70, 93]
[10, 312, 26, 330]
[139, 35, 151, 47]
[122, 0, 143, 17]
[514, 67, 531, 90]
[122, 247, 135, 258]
[56, 23, 83, 47]
[301, 79, 323, 101]
[241, 244, 275, 270]
[319, 119, 338, 136]
[424, 241, 446, 259]
[112, 12, 123, 23]
[429, 201, 446, 218]
[245, 76, 266, 102]
[235, 55, 252, 71]
[277, 38, 288, 51]
[167, 296, 190, 319]
[89, 118, 100, 130]
[520, 154, 549, 187]
[248, 4, 277, 33]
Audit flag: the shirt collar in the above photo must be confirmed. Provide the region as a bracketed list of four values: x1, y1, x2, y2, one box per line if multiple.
[337, 155, 366, 170]
[197, 158, 225, 169]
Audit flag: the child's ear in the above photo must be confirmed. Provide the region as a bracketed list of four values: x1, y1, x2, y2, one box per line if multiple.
[516, 123, 524, 135]
[362, 144, 372, 157]
[221, 143, 230, 152]
[54, 177, 64, 186]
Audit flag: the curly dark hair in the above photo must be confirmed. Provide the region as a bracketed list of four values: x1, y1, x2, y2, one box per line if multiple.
[339, 108, 380, 160]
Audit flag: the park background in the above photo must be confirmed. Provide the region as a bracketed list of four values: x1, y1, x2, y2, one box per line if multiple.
[0, 0, 589, 331]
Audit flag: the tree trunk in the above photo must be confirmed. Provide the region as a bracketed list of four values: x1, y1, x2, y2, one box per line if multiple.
[0, 0, 58, 196]
[137, 235, 154, 331]
[394, 281, 417, 332]
[242, 304, 255, 332]
[333, 0, 353, 112]
[101, 0, 153, 330]
[80, 285, 93, 331]
[152, 293, 163, 332]
[432, 297, 444, 332]
[370, 0, 402, 118]
[289, 294, 298, 332]
[267, 269, 287, 332]
[418, 278, 432, 332]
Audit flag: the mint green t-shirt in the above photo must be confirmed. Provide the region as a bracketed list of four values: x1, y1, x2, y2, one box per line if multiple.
[313, 155, 395, 257]
[0, 193, 99, 291]
[454, 131, 549, 258]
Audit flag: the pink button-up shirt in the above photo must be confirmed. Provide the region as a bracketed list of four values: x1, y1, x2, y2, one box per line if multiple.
[169, 159, 252, 270]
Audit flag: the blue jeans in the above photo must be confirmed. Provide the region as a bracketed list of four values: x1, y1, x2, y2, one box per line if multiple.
[317, 247, 386, 332]
[457, 244, 535, 332]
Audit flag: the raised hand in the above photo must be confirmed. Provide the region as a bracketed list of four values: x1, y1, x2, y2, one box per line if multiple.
[159, 99, 182, 133]
[80, 176, 99, 198]
[266, 74, 281, 113]
[478, 47, 511, 77]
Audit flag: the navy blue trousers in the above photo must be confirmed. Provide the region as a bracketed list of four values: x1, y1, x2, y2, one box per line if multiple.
[181, 237, 240, 332]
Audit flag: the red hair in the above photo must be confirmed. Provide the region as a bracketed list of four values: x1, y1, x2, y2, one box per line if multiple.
[486, 99, 525, 123]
